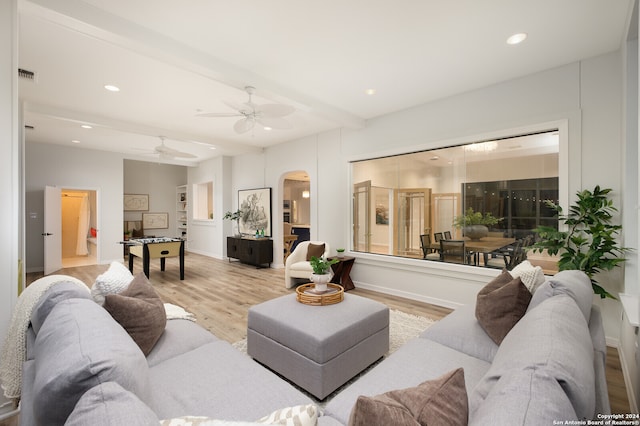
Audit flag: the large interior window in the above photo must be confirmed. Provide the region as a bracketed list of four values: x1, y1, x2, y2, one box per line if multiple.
[351, 131, 560, 272]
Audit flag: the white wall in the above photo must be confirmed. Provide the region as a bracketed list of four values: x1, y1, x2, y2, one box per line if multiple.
[123, 160, 187, 239]
[229, 57, 626, 344]
[187, 156, 230, 258]
[25, 142, 125, 270]
[0, 0, 19, 413]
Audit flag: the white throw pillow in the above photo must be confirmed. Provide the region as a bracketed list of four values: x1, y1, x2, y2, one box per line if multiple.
[91, 261, 134, 305]
[510, 260, 545, 293]
[159, 405, 319, 426]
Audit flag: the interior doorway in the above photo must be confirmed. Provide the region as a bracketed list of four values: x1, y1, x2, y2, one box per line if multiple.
[61, 189, 98, 268]
[282, 171, 311, 258]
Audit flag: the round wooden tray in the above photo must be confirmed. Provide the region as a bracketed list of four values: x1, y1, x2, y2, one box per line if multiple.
[296, 283, 344, 306]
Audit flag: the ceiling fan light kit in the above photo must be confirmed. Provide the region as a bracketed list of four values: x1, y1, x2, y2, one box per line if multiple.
[197, 86, 295, 134]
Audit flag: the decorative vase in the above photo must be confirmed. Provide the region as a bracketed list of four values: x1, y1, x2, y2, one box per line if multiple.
[336, 251, 345, 259]
[464, 225, 488, 241]
[310, 273, 332, 292]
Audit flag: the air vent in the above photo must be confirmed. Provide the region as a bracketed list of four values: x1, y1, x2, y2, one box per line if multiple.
[18, 68, 37, 82]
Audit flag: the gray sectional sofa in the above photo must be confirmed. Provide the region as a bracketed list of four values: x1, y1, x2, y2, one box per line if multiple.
[17, 269, 608, 425]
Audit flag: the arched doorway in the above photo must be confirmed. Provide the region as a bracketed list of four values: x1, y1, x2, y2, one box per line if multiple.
[282, 171, 310, 262]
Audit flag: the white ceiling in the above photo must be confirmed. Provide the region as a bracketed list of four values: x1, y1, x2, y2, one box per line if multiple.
[18, 0, 634, 166]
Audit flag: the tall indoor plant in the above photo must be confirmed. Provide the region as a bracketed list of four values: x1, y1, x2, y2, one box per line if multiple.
[530, 186, 628, 299]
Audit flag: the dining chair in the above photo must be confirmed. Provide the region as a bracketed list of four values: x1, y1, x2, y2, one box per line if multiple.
[439, 240, 472, 264]
[444, 231, 452, 240]
[420, 234, 440, 260]
[434, 232, 444, 242]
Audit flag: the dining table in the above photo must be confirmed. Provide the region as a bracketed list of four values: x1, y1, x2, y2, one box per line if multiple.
[429, 236, 516, 265]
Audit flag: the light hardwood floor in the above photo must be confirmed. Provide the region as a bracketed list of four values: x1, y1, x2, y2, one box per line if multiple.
[11, 251, 631, 422]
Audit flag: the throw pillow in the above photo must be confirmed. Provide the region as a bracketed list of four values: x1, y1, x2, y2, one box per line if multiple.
[348, 368, 467, 426]
[510, 260, 545, 293]
[258, 404, 319, 425]
[103, 273, 166, 356]
[160, 404, 319, 426]
[475, 270, 532, 345]
[306, 243, 325, 261]
[91, 261, 134, 305]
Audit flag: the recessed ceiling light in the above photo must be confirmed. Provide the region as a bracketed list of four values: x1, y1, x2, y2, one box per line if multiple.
[81, 124, 92, 129]
[263, 126, 272, 131]
[430, 156, 439, 161]
[71, 140, 80, 144]
[507, 33, 527, 45]
[209, 147, 216, 150]
[104, 84, 120, 92]
[365, 89, 376, 95]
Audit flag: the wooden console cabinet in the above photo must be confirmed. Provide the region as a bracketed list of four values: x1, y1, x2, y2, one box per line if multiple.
[227, 237, 273, 268]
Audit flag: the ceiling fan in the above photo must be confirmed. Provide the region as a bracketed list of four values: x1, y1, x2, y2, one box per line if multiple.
[196, 86, 295, 134]
[143, 136, 197, 159]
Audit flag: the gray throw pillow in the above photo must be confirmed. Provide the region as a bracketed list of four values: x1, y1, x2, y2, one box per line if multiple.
[475, 270, 532, 344]
[104, 273, 167, 356]
[348, 368, 467, 426]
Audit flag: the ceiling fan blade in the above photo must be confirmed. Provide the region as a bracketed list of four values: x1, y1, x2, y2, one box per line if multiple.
[234, 117, 255, 134]
[257, 103, 295, 118]
[257, 116, 293, 130]
[224, 100, 253, 114]
[170, 151, 197, 159]
[156, 143, 197, 159]
[196, 112, 243, 118]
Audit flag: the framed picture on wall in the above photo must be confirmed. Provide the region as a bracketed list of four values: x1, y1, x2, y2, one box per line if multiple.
[142, 212, 169, 229]
[124, 194, 149, 211]
[238, 187, 272, 237]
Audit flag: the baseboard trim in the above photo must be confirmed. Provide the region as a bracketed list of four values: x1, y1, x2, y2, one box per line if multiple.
[355, 281, 463, 311]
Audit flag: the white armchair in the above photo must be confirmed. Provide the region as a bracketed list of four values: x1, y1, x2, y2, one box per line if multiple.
[284, 241, 331, 288]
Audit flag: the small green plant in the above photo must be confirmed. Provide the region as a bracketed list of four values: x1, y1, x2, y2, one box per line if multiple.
[336, 248, 345, 253]
[530, 186, 628, 299]
[223, 210, 242, 234]
[453, 208, 502, 228]
[310, 256, 339, 275]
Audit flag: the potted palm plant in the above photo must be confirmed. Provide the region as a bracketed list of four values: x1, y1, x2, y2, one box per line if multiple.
[530, 186, 628, 299]
[453, 208, 502, 240]
[309, 256, 339, 292]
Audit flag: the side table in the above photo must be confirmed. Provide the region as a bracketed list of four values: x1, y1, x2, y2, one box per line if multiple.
[328, 256, 355, 291]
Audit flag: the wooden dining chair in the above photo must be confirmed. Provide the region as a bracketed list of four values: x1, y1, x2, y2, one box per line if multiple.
[434, 232, 444, 242]
[444, 231, 452, 240]
[420, 234, 440, 260]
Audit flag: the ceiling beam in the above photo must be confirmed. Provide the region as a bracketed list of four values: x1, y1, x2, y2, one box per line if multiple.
[21, 0, 366, 130]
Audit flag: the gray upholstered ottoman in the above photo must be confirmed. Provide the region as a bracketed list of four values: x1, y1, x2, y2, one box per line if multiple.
[247, 293, 389, 399]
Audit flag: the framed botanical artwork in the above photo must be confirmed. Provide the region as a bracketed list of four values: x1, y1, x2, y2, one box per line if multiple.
[124, 194, 149, 211]
[142, 212, 169, 229]
[238, 187, 272, 237]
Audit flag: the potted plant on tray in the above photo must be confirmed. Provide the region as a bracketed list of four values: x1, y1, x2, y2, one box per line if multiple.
[453, 207, 502, 240]
[529, 185, 628, 299]
[309, 256, 339, 292]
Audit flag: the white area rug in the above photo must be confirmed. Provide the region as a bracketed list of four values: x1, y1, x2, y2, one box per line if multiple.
[232, 309, 436, 357]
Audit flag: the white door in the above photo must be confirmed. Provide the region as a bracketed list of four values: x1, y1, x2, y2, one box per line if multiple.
[44, 186, 62, 275]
